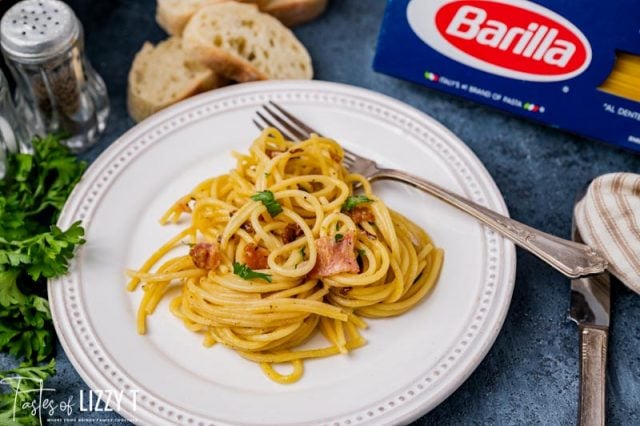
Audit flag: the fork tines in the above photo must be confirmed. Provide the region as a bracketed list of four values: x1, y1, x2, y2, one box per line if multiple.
[254, 101, 323, 142]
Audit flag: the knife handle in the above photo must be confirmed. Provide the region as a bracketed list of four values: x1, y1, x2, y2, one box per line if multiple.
[578, 325, 608, 426]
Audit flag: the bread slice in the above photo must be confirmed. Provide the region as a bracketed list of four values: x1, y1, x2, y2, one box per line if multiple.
[127, 37, 224, 122]
[182, 2, 313, 82]
[156, 0, 225, 36]
[156, 0, 327, 36]
[262, 0, 328, 27]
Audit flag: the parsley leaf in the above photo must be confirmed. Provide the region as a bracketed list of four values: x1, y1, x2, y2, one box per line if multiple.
[341, 195, 372, 212]
[335, 233, 344, 242]
[233, 262, 272, 283]
[299, 247, 305, 258]
[0, 222, 85, 281]
[357, 249, 366, 258]
[250, 190, 283, 217]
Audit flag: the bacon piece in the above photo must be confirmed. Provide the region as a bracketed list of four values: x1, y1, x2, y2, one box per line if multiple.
[339, 287, 352, 296]
[265, 149, 283, 158]
[360, 229, 377, 240]
[282, 223, 303, 244]
[349, 206, 374, 224]
[241, 222, 254, 233]
[190, 243, 221, 270]
[244, 244, 269, 269]
[310, 231, 359, 277]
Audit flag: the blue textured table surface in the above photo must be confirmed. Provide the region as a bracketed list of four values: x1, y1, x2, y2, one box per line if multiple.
[2, 0, 639, 424]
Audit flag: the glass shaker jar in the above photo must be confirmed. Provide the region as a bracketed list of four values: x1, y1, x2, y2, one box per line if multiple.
[0, 67, 31, 178]
[0, 0, 109, 152]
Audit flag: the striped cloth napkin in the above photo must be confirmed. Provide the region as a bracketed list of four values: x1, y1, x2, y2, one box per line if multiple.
[574, 173, 640, 294]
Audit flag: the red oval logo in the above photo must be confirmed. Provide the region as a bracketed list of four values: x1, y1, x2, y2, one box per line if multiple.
[435, 0, 589, 76]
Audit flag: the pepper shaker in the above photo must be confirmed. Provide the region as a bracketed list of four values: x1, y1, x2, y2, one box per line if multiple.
[0, 0, 109, 152]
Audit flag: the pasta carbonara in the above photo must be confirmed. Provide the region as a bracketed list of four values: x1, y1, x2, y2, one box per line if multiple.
[127, 128, 443, 384]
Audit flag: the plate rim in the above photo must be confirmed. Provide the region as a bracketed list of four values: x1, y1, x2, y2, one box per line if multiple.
[49, 79, 516, 426]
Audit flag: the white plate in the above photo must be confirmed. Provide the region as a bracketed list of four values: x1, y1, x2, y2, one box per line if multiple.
[49, 80, 516, 426]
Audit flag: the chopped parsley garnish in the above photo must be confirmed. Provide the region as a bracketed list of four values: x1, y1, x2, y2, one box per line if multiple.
[299, 247, 306, 258]
[341, 195, 372, 212]
[233, 262, 272, 283]
[357, 249, 366, 258]
[335, 233, 344, 242]
[251, 190, 282, 217]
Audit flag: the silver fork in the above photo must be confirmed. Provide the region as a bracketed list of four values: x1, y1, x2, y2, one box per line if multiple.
[253, 101, 607, 279]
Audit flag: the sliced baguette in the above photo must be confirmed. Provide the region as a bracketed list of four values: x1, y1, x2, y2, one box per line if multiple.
[156, 0, 225, 36]
[127, 37, 223, 122]
[156, 0, 327, 36]
[262, 0, 328, 27]
[182, 2, 313, 82]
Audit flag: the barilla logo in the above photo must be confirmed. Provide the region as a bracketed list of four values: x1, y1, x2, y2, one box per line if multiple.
[406, 0, 592, 82]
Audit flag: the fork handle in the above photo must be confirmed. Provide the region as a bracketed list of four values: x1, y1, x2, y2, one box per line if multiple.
[371, 169, 607, 278]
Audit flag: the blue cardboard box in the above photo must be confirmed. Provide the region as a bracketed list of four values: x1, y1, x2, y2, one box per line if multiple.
[374, 0, 640, 152]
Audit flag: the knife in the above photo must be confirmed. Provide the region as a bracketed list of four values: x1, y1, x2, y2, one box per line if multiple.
[568, 217, 611, 426]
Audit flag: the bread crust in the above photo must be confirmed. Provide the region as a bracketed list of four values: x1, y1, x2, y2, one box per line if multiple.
[155, 0, 184, 36]
[156, 0, 225, 36]
[263, 0, 328, 26]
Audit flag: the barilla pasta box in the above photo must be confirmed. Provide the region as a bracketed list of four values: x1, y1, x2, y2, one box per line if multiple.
[373, 0, 640, 152]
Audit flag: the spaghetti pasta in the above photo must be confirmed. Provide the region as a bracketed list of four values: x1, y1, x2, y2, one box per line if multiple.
[599, 51, 640, 102]
[127, 128, 444, 384]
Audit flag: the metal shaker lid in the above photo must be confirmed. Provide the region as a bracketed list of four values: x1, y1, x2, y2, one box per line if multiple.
[0, 0, 79, 63]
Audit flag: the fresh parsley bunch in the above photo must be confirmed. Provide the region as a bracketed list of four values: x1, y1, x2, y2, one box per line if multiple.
[0, 135, 86, 363]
